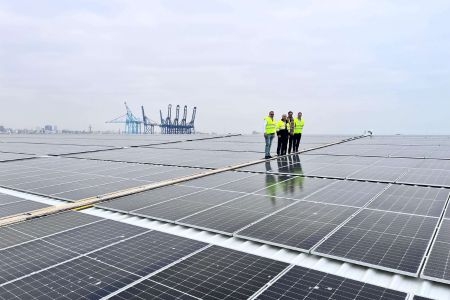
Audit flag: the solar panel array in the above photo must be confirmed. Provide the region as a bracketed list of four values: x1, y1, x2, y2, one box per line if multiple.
[0, 209, 408, 299]
[1, 134, 450, 298]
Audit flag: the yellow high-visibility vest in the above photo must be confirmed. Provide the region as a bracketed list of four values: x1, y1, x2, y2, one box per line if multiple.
[294, 118, 305, 133]
[264, 117, 277, 134]
[276, 120, 290, 132]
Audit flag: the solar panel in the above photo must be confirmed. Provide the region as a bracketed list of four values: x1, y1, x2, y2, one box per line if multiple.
[347, 166, 408, 182]
[215, 173, 294, 194]
[303, 180, 387, 207]
[97, 185, 204, 212]
[52, 179, 151, 201]
[144, 245, 288, 300]
[416, 159, 450, 171]
[132, 189, 242, 222]
[111, 280, 197, 299]
[254, 176, 336, 200]
[0, 200, 49, 218]
[88, 231, 207, 276]
[367, 185, 448, 217]
[42, 219, 148, 254]
[0, 193, 27, 206]
[236, 201, 358, 251]
[373, 157, 423, 168]
[0, 227, 35, 250]
[257, 265, 407, 300]
[177, 194, 294, 234]
[422, 219, 450, 284]
[313, 209, 439, 275]
[0, 257, 140, 299]
[307, 163, 368, 179]
[9, 211, 102, 238]
[181, 171, 257, 188]
[412, 296, 434, 300]
[0, 239, 75, 284]
[397, 169, 450, 188]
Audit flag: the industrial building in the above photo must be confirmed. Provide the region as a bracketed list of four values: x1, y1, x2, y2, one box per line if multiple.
[0, 133, 449, 299]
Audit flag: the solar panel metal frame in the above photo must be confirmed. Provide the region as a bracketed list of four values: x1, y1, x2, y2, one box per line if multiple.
[420, 211, 450, 284]
[311, 209, 441, 277]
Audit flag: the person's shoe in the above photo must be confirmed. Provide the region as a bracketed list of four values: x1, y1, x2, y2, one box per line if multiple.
[268, 155, 273, 158]
[264, 156, 269, 159]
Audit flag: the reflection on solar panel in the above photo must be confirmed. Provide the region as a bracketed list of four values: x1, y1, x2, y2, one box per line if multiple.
[215, 173, 293, 193]
[0, 257, 140, 299]
[88, 231, 207, 276]
[368, 185, 448, 217]
[254, 176, 336, 200]
[236, 201, 358, 251]
[177, 194, 294, 234]
[257, 265, 407, 300]
[303, 180, 387, 207]
[145, 245, 288, 299]
[314, 209, 438, 275]
[422, 219, 450, 284]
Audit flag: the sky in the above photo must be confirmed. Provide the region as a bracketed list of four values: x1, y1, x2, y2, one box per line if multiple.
[0, 0, 449, 135]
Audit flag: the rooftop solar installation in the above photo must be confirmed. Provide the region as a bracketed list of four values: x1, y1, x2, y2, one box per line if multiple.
[256, 265, 408, 300]
[313, 209, 439, 276]
[1, 134, 450, 299]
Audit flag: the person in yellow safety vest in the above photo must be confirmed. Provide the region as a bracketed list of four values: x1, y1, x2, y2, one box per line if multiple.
[264, 111, 276, 159]
[287, 111, 295, 154]
[276, 114, 290, 156]
[293, 112, 305, 152]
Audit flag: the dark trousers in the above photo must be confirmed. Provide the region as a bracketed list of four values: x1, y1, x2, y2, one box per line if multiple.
[277, 131, 289, 155]
[293, 133, 302, 152]
[288, 134, 295, 154]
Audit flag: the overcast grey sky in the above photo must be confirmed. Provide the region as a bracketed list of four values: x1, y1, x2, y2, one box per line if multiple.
[1, 0, 449, 134]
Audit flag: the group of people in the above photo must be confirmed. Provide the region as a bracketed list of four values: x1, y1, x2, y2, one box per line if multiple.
[263, 111, 305, 159]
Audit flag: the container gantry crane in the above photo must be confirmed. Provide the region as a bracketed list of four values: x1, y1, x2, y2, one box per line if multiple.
[159, 104, 197, 134]
[106, 102, 142, 134]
